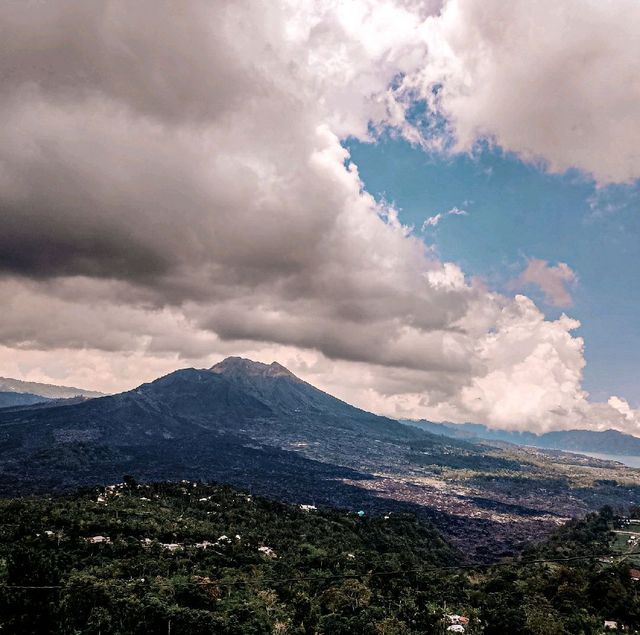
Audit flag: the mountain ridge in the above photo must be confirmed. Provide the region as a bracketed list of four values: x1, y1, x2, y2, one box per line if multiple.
[403, 419, 640, 456]
[0, 391, 50, 408]
[0, 376, 104, 400]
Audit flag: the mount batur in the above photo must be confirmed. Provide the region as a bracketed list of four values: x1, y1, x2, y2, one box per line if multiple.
[2, 357, 640, 560]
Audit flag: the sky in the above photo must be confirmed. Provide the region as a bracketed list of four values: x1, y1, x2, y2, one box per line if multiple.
[347, 138, 640, 406]
[0, 0, 639, 434]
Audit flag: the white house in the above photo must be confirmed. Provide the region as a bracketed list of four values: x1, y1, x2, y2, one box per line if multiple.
[86, 535, 111, 544]
[258, 546, 277, 558]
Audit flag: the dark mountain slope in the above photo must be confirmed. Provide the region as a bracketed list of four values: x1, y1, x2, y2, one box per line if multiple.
[0, 358, 462, 483]
[0, 360, 494, 503]
[210, 357, 358, 415]
[207, 356, 426, 440]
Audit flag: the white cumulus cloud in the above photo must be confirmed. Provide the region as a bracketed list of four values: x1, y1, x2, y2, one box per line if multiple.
[396, 0, 640, 184]
[422, 206, 468, 230]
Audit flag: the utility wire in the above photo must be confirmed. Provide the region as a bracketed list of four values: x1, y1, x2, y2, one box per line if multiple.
[0, 552, 629, 591]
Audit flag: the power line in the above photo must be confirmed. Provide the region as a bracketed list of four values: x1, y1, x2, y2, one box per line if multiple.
[0, 552, 628, 591]
[0, 585, 62, 590]
[203, 553, 630, 587]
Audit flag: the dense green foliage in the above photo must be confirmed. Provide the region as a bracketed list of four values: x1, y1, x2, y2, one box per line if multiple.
[0, 482, 638, 634]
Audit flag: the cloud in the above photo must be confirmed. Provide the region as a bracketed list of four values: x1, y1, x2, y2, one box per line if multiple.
[423, 214, 444, 228]
[422, 206, 468, 230]
[608, 396, 638, 423]
[586, 184, 640, 222]
[395, 0, 640, 184]
[0, 1, 637, 434]
[509, 259, 577, 308]
[0, 0, 475, 377]
[458, 296, 586, 431]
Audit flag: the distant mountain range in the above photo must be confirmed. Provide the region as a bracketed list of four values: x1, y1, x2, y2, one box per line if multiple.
[403, 419, 640, 457]
[0, 377, 103, 408]
[0, 391, 49, 408]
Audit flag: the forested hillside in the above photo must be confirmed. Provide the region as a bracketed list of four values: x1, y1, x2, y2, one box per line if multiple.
[0, 482, 639, 634]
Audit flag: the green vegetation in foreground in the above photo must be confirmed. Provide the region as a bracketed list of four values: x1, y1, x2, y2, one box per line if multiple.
[609, 509, 640, 568]
[0, 481, 639, 634]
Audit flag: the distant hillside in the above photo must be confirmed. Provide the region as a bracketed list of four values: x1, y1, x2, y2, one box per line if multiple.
[0, 391, 51, 408]
[404, 419, 640, 456]
[0, 376, 104, 400]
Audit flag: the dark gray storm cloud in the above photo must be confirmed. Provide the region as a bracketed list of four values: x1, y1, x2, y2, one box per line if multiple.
[0, 0, 474, 368]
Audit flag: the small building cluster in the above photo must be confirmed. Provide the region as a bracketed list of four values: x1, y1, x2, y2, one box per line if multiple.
[258, 545, 277, 559]
[86, 535, 111, 545]
[446, 614, 469, 632]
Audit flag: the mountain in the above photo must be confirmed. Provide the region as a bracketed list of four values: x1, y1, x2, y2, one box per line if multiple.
[0, 391, 50, 408]
[0, 357, 451, 489]
[404, 419, 640, 456]
[0, 357, 521, 555]
[0, 376, 104, 408]
[0, 357, 443, 466]
[209, 357, 356, 415]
